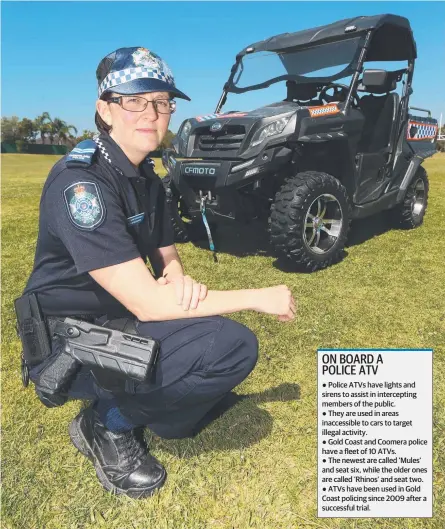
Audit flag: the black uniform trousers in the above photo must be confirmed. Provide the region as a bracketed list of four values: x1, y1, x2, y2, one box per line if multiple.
[35, 316, 258, 439]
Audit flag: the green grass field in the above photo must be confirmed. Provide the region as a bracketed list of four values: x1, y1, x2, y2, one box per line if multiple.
[2, 153, 445, 529]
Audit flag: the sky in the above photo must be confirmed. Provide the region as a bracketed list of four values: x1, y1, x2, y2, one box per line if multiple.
[2, 1, 445, 134]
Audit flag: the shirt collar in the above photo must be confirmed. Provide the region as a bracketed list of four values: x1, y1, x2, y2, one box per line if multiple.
[97, 133, 153, 179]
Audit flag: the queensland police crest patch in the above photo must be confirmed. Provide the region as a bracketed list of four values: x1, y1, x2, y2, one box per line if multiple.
[63, 181, 105, 230]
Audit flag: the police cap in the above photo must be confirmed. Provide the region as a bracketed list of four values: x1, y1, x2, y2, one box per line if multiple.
[96, 46, 190, 101]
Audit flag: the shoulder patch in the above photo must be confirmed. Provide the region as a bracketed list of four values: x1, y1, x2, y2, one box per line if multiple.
[66, 139, 98, 167]
[63, 181, 105, 230]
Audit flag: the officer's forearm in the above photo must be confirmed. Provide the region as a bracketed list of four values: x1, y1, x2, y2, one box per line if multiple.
[149, 245, 184, 278]
[89, 257, 260, 322]
[140, 285, 260, 321]
[162, 258, 184, 280]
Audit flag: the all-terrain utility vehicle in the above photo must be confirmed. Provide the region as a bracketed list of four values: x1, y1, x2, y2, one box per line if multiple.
[163, 14, 438, 270]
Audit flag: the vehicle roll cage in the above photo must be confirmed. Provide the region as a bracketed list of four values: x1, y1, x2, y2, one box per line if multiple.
[215, 18, 416, 115]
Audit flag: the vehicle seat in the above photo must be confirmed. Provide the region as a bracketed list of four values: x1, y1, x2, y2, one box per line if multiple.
[357, 72, 399, 154]
[357, 94, 399, 153]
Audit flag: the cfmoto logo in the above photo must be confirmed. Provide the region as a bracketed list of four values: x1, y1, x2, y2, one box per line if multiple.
[184, 166, 216, 175]
[210, 122, 223, 132]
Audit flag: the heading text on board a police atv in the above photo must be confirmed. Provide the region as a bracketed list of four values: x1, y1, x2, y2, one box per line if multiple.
[162, 14, 438, 271]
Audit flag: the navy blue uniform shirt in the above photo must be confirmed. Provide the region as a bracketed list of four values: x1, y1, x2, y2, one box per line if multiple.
[23, 134, 174, 317]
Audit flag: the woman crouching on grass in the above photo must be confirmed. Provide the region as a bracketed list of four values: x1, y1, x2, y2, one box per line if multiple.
[21, 46, 296, 499]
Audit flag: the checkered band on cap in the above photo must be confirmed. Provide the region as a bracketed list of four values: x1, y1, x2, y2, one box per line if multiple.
[98, 66, 175, 97]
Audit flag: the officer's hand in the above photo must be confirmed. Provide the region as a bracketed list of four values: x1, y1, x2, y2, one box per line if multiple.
[157, 275, 208, 310]
[255, 285, 296, 322]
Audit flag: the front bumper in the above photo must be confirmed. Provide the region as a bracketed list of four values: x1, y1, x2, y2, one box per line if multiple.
[166, 155, 239, 219]
[164, 146, 292, 218]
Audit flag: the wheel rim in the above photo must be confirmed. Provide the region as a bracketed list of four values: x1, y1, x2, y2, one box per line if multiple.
[412, 178, 425, 216]
[303, 194, 343, 255]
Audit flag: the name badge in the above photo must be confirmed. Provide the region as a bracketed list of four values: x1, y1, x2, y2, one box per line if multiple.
[127, 213, 145, 226]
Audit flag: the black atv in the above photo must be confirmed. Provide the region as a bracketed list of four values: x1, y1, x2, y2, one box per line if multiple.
[163, 14, 438, 271]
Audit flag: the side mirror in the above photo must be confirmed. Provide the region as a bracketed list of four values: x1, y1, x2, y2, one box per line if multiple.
[409, 125, 418, 139]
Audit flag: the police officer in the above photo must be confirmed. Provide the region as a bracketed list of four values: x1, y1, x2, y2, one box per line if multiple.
[21, 46, 296, 499]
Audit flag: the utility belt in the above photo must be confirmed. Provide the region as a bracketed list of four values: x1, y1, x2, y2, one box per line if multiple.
[14, 293, 160, 406]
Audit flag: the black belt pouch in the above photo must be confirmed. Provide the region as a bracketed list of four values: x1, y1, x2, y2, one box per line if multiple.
[14, 293, 52, 366]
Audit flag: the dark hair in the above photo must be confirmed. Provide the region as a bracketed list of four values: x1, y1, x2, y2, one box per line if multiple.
[95, 92, 112, 134]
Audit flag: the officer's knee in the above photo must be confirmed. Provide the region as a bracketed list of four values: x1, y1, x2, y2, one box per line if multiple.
[248, 332, 259, 371]
[219, 318, 259, 374]
[240, 325, 259, 373]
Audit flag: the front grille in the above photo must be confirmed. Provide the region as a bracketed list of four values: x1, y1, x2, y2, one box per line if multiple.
[196, 125, 246, 152]
[184, 175, 217, 191]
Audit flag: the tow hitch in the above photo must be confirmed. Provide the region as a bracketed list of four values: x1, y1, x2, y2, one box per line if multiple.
[199, 191, 218, 262]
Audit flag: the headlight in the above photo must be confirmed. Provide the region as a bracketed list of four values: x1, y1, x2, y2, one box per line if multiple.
[251, 116, 291, 147]
[180, 120, 192, 143]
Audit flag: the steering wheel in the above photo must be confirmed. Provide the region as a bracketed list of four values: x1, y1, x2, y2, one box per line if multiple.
[319, 83, 360, 108]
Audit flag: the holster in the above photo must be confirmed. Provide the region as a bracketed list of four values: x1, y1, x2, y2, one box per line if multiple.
[14, 293, 160, 402]
[37, 317, 159, 395]
[14, 293, 53, 389]
[14, 293, 52, 367]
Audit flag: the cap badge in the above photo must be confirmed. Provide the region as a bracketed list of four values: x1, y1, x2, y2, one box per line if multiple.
[132, 48, 161, 69]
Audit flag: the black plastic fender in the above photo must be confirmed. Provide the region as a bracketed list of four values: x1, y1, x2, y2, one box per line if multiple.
[396, 156, 422, 202]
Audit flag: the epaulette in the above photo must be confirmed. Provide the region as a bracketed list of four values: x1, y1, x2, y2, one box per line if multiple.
[66, 139, 98, 167]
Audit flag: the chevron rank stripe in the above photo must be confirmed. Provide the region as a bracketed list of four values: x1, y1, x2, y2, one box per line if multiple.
[308, 104, 340, 118]
[66, 139, 98, 166]
[407, 121, 438, 141]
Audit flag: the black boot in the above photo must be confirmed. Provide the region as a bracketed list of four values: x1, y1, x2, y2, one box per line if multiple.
[69, 406, 166, 498]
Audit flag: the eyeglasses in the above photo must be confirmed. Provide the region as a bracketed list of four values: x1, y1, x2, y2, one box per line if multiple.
[108, 96, 176, 114]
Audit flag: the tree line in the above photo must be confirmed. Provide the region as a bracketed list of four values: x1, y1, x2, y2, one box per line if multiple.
[3, 113, 442, 153]
[1, 113, 81, 147]
[1, 113, 176, 151]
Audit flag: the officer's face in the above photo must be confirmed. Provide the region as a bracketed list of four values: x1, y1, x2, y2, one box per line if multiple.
[97, 91, 171, 159]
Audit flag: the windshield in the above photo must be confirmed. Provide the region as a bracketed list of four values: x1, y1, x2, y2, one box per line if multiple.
[231, 37, 362, 92]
